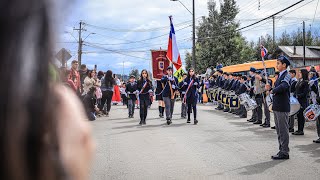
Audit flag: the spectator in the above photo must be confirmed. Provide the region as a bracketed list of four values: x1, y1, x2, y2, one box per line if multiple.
[79, 64, 88, 93]
[68, 60, 81, 94]
[83, 87, 99, 121]
[101, 70, 116, 116]
[82, 70, 98, 96]
[0, 1, 94, 180]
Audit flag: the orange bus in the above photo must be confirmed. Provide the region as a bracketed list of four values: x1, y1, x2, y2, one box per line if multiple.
[221, 60, 278, 83]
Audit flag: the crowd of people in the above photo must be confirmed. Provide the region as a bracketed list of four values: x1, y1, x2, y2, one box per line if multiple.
[207, 56, 320, 160]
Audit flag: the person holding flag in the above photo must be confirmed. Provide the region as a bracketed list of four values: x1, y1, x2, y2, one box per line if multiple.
[182, 68, 200, 124]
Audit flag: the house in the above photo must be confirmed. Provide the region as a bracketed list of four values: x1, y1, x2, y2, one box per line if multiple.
[277, 46, 320, 68]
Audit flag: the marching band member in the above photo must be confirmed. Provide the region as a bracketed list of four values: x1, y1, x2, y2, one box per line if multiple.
[126, 75, 138, 118]
[155, 80, 165, 118]
[222, 72, 231, 112]
[289, 70, 298, 132]
[235, 76, 249, 118]
[226, 73, 235, 113]
[252, 70, 263, 125]
[182, 68, 200, 124]
[137, 70, 153, 125]
[179, 73, 188, 119]
[215, 69, 225, 110]
[309, 69, 319, 105]
[247, 67, 257, 122]
[292, 69, 309, 136]
[266, 56, 291, 160]
[161, 66, 179, 125]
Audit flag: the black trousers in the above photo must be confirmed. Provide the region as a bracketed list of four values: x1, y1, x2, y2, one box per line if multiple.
[187, 102, 197, 120]
[297, 108, 305, 132]
[140, 99, 149, 121]
[254, 96, 263, 122]
[102, 91, 113, 113]
[239, 105, 247, 117]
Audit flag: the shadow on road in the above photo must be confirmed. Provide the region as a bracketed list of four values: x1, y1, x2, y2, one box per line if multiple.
[294, 143, 320, 163]
[211, 160, 283, 176]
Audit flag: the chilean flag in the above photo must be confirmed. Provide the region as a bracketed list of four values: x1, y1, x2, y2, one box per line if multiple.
[260, 45, 268, 59]
[167, 16, 182, 70]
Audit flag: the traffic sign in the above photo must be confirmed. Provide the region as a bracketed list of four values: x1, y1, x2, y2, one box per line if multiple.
[55, 48, 72, 67]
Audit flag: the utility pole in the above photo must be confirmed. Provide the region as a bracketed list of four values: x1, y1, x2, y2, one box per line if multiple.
[74, 21, 85, 66]
[273, 16, 275, 48]
[192, 0, 196, 70]
[303, 21, 306, 66]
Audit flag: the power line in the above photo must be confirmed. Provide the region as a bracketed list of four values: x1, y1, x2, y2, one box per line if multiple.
[311, 0, 320, 29]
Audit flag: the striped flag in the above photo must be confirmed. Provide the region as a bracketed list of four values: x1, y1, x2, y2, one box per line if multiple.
[260, 45, 268, 59]
[167, 16, 182, 70]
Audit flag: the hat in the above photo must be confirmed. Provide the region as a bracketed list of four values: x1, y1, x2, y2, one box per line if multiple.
[256, 70, 261, 74]
[130, 75, 135, 78]
[167, 66, 173, 70]
[277, 56, 291, 66]
[250, 67, 256, 73]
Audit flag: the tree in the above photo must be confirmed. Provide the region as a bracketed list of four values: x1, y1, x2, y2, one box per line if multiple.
[129, 69, 139, 79]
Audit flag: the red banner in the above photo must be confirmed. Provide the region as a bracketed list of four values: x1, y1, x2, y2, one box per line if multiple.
[151, 50, 170, 80]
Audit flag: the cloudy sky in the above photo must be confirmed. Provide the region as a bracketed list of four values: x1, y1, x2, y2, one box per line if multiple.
[55, 0, 320, 74]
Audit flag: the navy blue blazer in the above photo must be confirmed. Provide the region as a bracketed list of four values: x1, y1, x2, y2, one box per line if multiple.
[227, 79, 235, 90]
[272, 70, 291, 112]
[161, 75, 178, 98]
[126, 82, 138, 101]
[236, 83, 247, 95]
[182, 77, 200, 103]
[137, 79, 153, 100]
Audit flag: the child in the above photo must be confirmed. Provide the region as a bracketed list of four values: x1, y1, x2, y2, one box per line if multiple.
[126, 75, 138, 118]
[179, 73, 188, 119]
[120, 83, 128, 106]
[137, 70, 153, 125]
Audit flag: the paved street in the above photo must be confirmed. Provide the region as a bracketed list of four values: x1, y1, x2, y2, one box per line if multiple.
[90, 102, 320, 180]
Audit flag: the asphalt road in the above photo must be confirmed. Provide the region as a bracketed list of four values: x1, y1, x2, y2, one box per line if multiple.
[90, 102, 320, 180]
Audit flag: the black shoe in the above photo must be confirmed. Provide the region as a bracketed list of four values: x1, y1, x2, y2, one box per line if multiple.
[260, 123, 266, 127]
[262, 124, 270, 128]
[223, 109, 229, 112]
[239, 115, 247, 118]
[194, 119, 198, 125]
[253, 121, 262, 124]
[271, 153, 289, 160]
[142, 120, 146, 125]
[248, 119, 256, 122]
[139, 121, 143, 125]
[289, 129, 294, 133]
[313, 138, 320, 143]
[187, 119, 191, 123]
[271, 126, 276, 129]
[292, 131, 304, 135]
[247, 118, 253, 122]
[167, 119, 172, 125]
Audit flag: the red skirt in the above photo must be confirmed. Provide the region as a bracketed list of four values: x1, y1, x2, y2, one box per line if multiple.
[112, 86, 121, 102]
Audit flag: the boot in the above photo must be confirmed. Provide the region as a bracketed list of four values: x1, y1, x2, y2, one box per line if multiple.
[159, 106, 162, 117]
[139, 120, 143, 125]
[142, 119, 146, 125]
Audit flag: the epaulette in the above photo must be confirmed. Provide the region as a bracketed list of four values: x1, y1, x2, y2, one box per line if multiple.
[281, 73, 291, 85]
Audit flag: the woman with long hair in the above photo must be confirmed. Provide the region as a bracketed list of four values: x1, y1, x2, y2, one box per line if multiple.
[82, 70, 97, 96]
[0, 1, 94, 180]
[182, 68, 200, 125]
[309, 70, 319, 105]
[292, 69, 310, 135]
[100, 70, 116, 116]
[137, 70, 153, 125]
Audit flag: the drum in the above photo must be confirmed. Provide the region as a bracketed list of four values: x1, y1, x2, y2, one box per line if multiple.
[229, 95, 240, 109]
[304, 104, 320, 121]
[290, 96, 300, 116]
[238, 93, 257, 111]
[222, 91, 227, 105]
[266, 94, 273, 112]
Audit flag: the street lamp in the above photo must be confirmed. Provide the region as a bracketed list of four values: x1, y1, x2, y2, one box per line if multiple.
[170, 0, 196, 70]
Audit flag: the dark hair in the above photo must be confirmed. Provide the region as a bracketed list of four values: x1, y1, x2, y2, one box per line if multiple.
[0, 1, 66, 180]
[105, 70, 115, 87]
[187, 68, 196, 79]
[300, 69, 309, 81]
[97, 71, 104, 77]
[289, 70, 296, 74]
[80, 64, 87, 70]
[87, 70, 96, 78]
[277, 59, 289, 68]
[71, 60, 78, 64]
[140, 69, 151, 82]
[241, 76, 247, 81]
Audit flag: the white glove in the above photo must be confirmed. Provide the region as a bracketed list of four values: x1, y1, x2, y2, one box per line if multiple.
[184, 82, 188, 85]
[135, 90, 139, 94]
[148, 89, 153, 93]
[194, 82, 198, 86]
[168, 77, 174, 81]
[172, 85, 176, 89]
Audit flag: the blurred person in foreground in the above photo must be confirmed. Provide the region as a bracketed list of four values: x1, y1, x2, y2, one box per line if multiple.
[0, 1, 95, 180]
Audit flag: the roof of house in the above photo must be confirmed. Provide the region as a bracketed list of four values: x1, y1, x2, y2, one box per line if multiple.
[278, 46, 320, 59]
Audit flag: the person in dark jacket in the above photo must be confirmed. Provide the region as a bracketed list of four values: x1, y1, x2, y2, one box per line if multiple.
[236, 76, 249, 118]
[137, 70, 153, 125]
[289, 70, 298, 132]
[126, 75, 138, 118]
[182, 68, 200, 124]
[247, 67, 257, 122]
[83, 87, 99, 121]
[255, 72, 272, 127]
[266, 56, 291, 160]
[155, 80, 165, 118]
[179, 73, 188, 118]
[215, 69, 225, 110]
[161, 66, 179, 125]
[292, 69, 309, 135]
